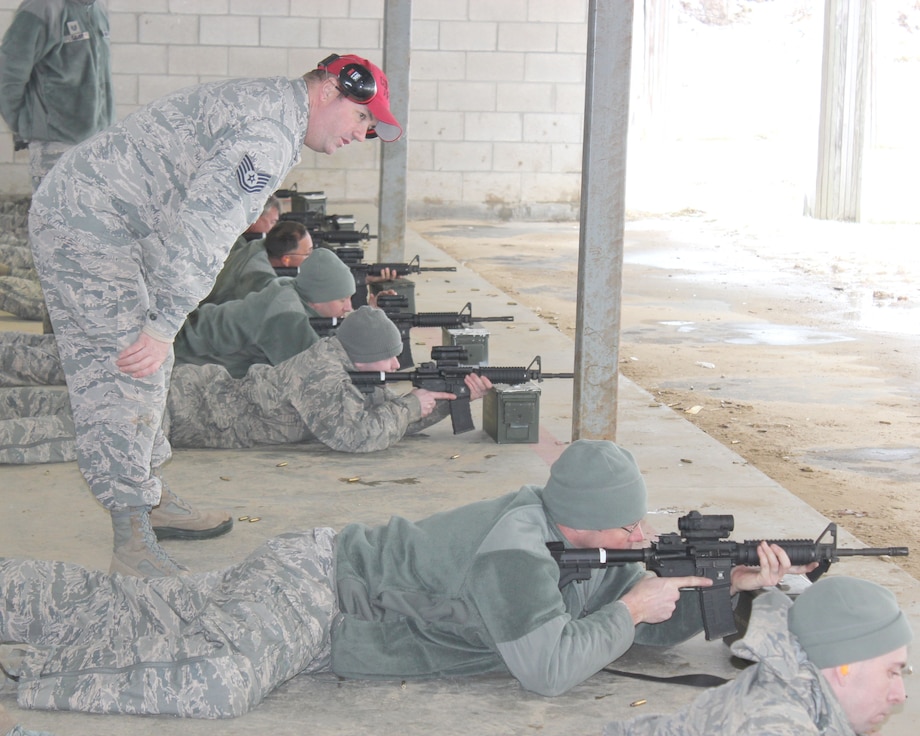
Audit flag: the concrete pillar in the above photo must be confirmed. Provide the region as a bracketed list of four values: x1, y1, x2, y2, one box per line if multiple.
[378, 0, 412, 260]
[572, 0, 633, 441]
[808, 0, 872, 222]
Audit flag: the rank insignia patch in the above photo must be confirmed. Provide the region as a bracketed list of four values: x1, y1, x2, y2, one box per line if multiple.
[236, 154, 272, 194]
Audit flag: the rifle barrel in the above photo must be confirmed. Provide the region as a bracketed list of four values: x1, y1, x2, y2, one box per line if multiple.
[419, 266, 457, 272]
[835, 547, 909, 557]
[472, 315, 515, 322]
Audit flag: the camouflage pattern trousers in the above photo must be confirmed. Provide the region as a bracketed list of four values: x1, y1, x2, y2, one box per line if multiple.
[0, 334, 73, 464]
[0, 385, 74, 464]
[0, 528, 338, 718]
[0, 142, 69, 323]
[29, 203, 172, 509]
[0, 203, 44, 323]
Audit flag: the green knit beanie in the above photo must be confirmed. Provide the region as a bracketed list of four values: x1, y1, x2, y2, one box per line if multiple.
[294, 248, 356, 303]
[542, 440, 647, 530]
[788, 576, 913, 669]
[336, 306, 403, 364]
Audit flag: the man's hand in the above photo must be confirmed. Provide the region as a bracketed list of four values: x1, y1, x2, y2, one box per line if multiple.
[410, 388, 456, 417]
[729, 540, 819, 594]
[116, 333, 171, 378]
[620, 575, 713, 626]
[465, 373, 493, 400]
[365, 267, 398, 284]
[367, 287, 397, 307]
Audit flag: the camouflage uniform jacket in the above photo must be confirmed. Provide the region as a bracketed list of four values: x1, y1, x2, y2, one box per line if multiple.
[331, 486, 705, 695]
[165, 337, 451, 452]
[0, 0, 113, 143]
[603, 589, 856, 735]
[173, 277, 322, 377]
[197, 235, 278, 307]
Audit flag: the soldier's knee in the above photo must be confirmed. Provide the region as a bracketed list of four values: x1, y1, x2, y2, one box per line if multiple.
[191, 658, 266, 719]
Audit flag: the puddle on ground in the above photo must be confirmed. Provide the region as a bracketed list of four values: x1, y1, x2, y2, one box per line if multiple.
[803, 447, 920, 482]
[842, 290, 920, 337]
[630, 320, 856, 347]
[424, 223, 578, 240]
[476, 253, 577, 270]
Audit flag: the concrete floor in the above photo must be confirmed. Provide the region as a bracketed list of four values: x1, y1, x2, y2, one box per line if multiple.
[1, 225, 918, 735]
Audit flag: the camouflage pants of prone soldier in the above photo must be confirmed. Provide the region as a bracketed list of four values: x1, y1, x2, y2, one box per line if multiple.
[0, 143, 68, 325]
[0, 528, 338, 718]
[0, 334, 72, 464]
[29, 205, 172, 509]
[0, 333, 65, 387]
[0, 386, 75, 464]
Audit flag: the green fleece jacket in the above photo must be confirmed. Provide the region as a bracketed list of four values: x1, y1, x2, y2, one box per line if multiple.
[198, 235, 278, 307]
[331, 486, 704, 696]
[174, 278, 323, 378]
[0, 0, 113, 143]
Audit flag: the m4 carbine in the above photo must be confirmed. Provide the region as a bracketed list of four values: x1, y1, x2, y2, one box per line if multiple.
[332, 248, 458, 308]
[279, 211, 377, 248]
[308, 302, 513, 368]
[548, 510, 909, 640]
[348, 347, 574, 433]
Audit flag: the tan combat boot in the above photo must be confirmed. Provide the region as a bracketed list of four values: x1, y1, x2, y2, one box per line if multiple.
[110, 507, 188, 577]
[149, 481, 233, 541]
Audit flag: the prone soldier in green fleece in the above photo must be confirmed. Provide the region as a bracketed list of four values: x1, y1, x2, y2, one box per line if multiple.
[173, 246, 353, 377]
[0, 441, 810, 720]
[197, 219, 312, 308]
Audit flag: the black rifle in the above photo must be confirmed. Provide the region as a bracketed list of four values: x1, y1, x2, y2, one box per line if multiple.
[279, 211, 377, 247]
[332, 248, 458, 308]
[275, 248, 458, 308]
[389, 302, 514, 369]
[548, 510, 909, 641]
[348, 348, 574, 434]
[311, 302, 513, 369]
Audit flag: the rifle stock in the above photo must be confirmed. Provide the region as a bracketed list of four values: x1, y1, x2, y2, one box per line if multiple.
[548, 510, 909, 640]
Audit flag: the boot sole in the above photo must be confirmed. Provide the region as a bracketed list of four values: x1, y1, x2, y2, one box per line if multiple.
[152, 517, 234, 541]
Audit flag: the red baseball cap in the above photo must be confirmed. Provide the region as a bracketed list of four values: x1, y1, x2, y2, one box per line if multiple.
[318, 54, 403, 142]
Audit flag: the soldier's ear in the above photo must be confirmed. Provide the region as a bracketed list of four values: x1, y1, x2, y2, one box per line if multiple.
[320, 76, 340, 103]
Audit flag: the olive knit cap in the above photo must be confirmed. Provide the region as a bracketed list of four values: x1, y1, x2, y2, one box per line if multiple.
[788, 576, 912, 669]
[336, 306, 403, 364]
[542, 440, 647, 531]
[294, 248, 356, 303]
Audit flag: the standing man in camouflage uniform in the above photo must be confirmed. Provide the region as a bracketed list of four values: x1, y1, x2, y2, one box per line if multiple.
[174, 246, 354, 377]
[0, 441, 809, 721]
[0, 307, 489, 461]
[0, 0, 115, 326]
[603, 576, 912, 735]
[27, 53, 403, 576]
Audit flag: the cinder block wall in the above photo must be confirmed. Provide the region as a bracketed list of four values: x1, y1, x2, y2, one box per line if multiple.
[0, 0, 589, 219]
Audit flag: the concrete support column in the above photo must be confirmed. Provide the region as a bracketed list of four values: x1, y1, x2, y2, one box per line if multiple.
[808, 0, 872, 222]
[572, 0, 633, 441]
[378, 0, 412, 260]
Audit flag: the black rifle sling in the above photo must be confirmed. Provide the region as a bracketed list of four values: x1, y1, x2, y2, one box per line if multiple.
[601, 666, 729, 688]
